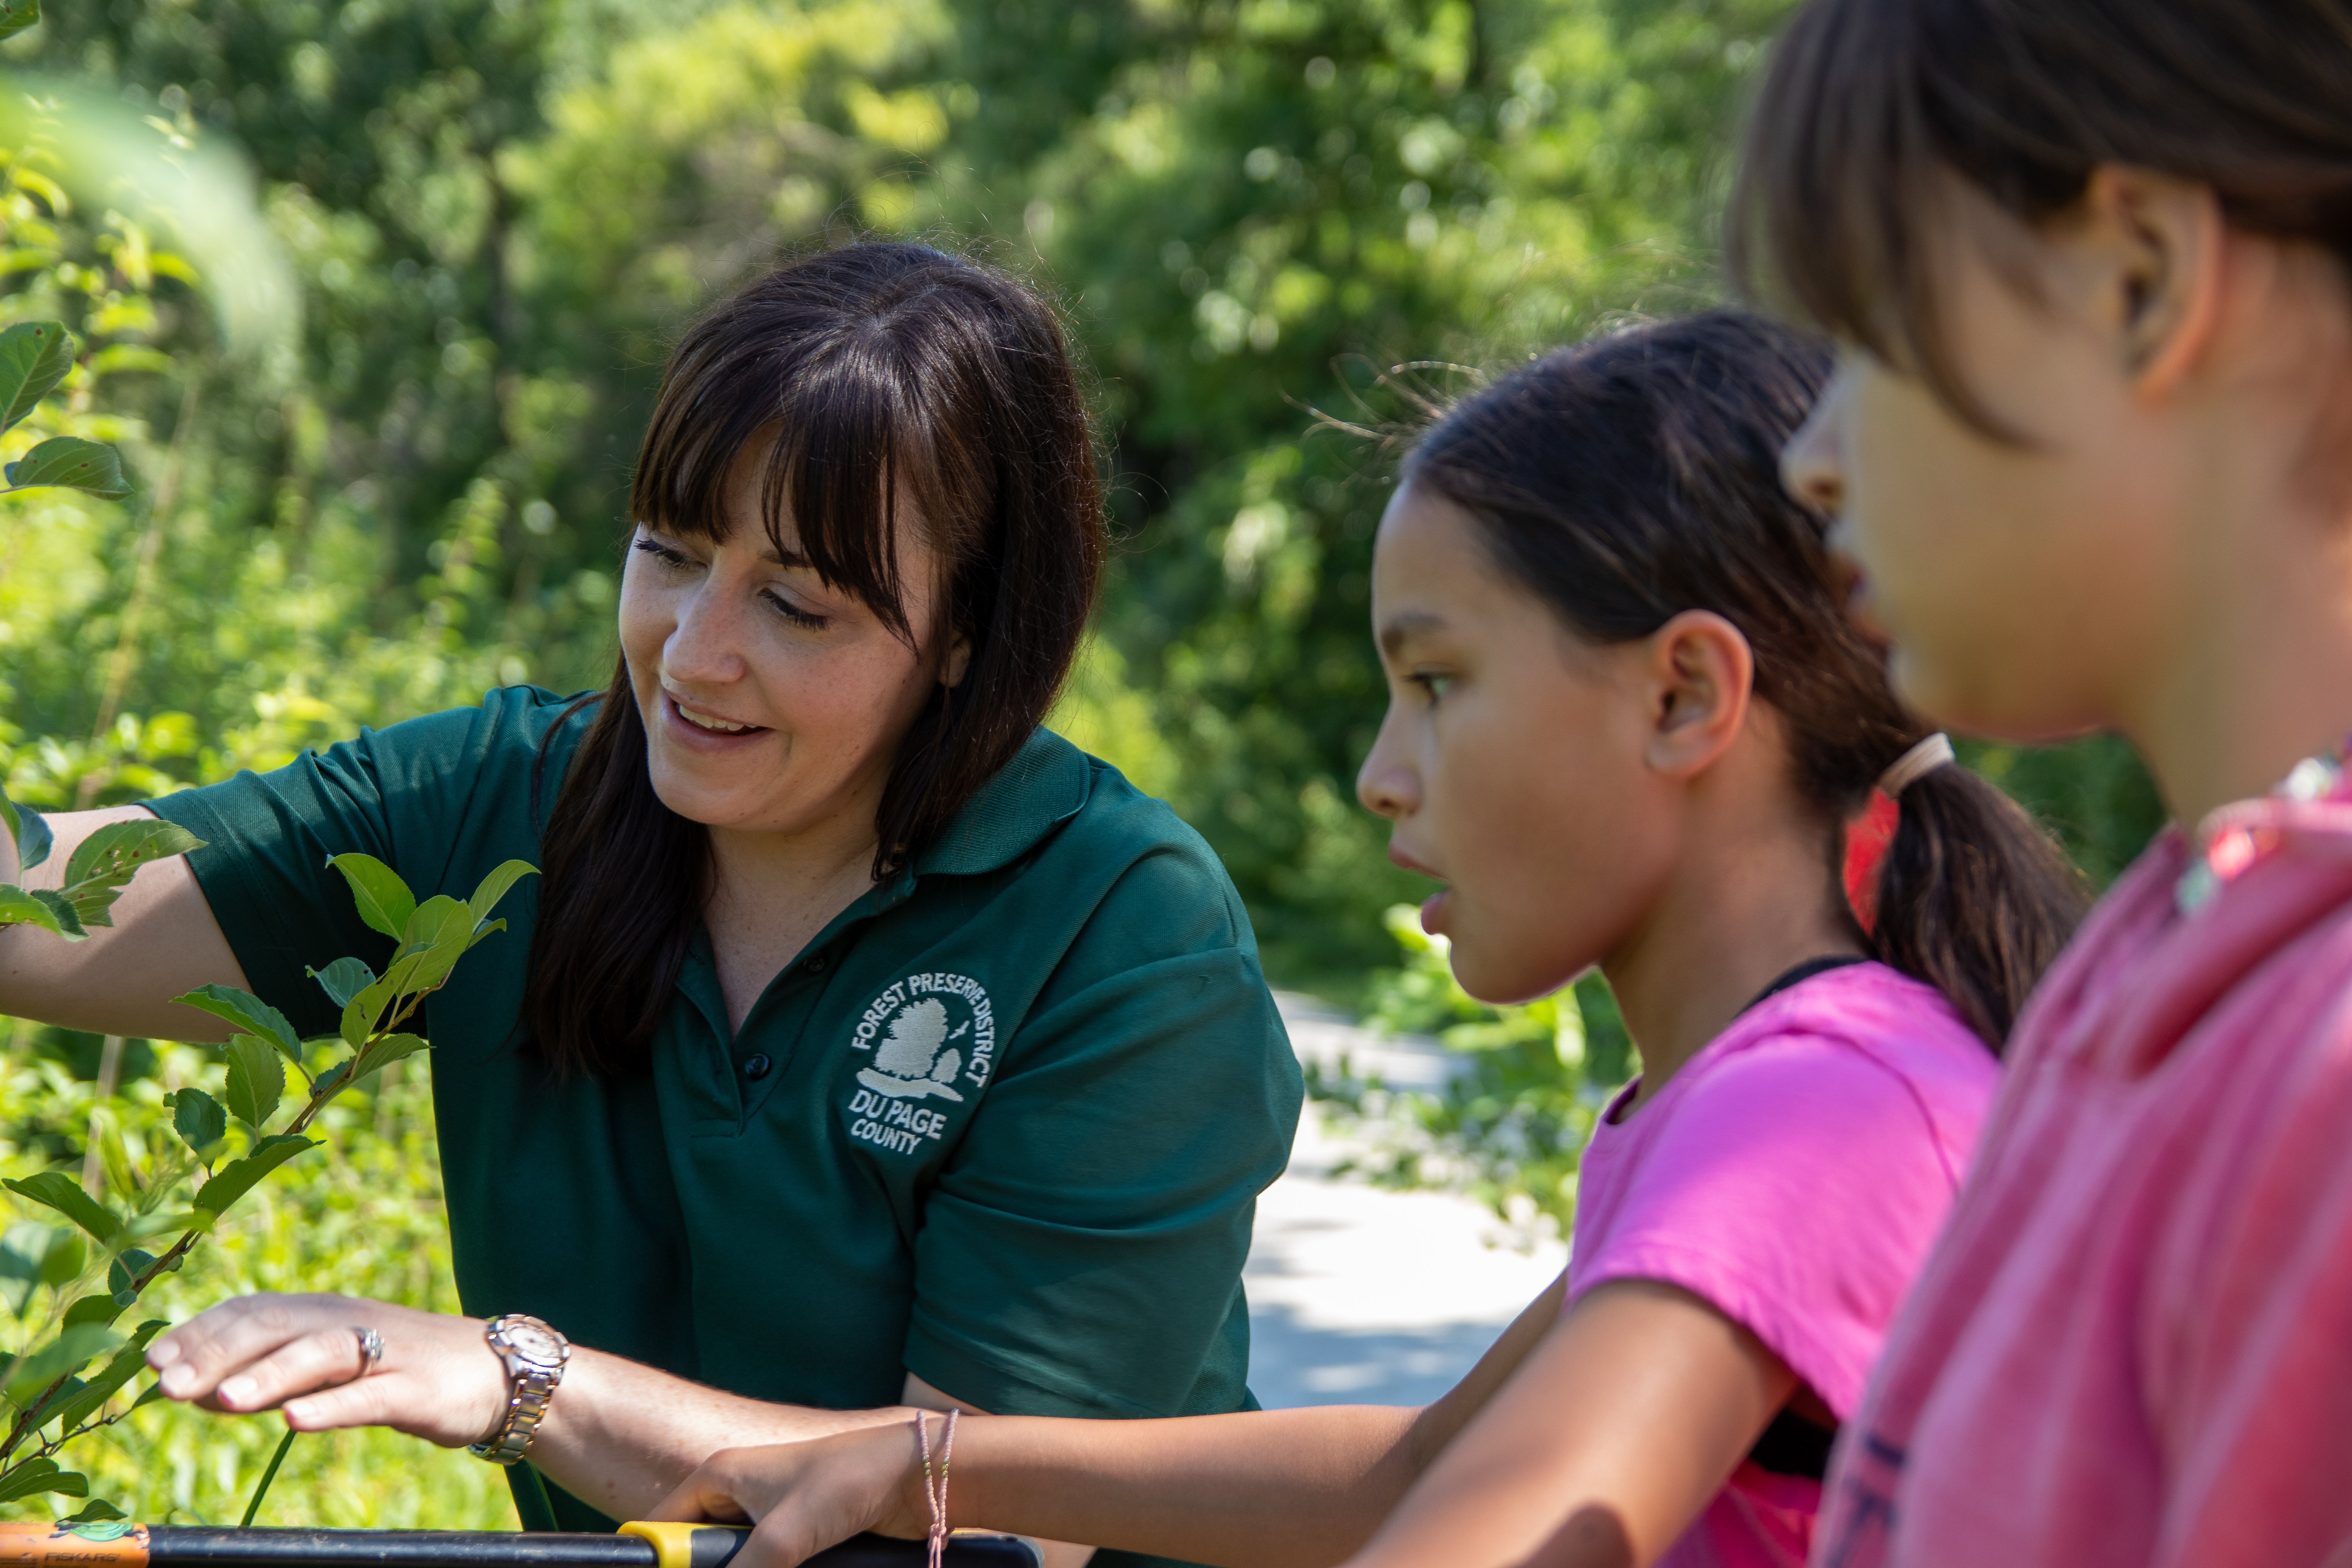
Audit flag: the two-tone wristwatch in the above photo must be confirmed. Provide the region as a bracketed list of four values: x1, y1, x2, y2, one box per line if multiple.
[469, 1313, 570, 1465]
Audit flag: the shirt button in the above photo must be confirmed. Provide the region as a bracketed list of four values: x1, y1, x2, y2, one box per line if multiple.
[803, 951, 830, 975]
[742, 1053, 773, 1081]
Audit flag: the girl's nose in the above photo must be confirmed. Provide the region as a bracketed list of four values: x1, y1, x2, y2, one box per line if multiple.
[1781, 373, 1849, 518]
[1356, 713, 1420, 821]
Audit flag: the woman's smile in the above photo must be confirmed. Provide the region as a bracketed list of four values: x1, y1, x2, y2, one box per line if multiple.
[660, 690, 773, 750]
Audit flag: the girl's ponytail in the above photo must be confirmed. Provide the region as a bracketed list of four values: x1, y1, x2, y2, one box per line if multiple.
[1865, 758, 2088, 1051]
[1406, 309, 2089, 1054]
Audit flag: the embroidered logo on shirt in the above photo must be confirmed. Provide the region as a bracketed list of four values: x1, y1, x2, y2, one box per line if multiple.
[845, 973, 998, 1155]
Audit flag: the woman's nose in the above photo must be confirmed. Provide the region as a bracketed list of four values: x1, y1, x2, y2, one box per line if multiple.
[663, 583, 744, 683]
[1781, 374, 1849, 518]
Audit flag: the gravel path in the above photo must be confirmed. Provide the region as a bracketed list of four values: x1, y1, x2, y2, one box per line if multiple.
[1244, 997, 1568, 1410]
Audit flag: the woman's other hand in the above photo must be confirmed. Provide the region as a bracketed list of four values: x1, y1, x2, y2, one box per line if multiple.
[650, 1425, 931, 1568]
[146, 1292, 508, 1448]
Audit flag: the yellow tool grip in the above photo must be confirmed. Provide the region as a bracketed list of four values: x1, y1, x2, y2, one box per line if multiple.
[617, 1523, 749, 1568]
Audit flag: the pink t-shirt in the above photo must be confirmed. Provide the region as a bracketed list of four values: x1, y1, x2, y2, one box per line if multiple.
[1814, 797, 2352, 1568]
[1567, 962, 1996, 1568]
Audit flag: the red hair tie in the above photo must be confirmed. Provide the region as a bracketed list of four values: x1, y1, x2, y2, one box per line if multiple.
[1843, 735, 1955, 936]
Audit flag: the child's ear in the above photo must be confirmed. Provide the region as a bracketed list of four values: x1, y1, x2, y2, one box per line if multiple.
[2072, 165, 2228, 399]
[1641, 610, 1755, 780]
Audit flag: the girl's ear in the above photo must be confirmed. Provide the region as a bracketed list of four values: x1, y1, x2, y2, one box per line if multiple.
[1641, 610, 1755, 781]
[2074, 165, 2228, 399]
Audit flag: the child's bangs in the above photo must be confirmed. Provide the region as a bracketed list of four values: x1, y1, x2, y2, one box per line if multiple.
[632, 330, 937, 644]
[1732, 0, 1991, 428]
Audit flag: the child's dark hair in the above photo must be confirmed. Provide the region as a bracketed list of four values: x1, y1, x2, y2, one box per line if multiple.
[1730, 0, 2352, 427]
[1404, 312, 2087, 1049]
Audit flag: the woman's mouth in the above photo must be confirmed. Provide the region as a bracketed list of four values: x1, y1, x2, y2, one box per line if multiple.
[663, 693, 770, 745]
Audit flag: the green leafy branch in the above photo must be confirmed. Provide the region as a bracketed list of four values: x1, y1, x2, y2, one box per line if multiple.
[0, 792, 533, 1516]
[0, 319, 135, 505]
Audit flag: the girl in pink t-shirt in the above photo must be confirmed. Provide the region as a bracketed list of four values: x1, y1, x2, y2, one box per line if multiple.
[635, 314, 2083, 1568]
[1735, 4, 2352, 1566]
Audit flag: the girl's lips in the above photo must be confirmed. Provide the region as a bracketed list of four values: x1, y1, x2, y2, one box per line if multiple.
[659, 693, 771, 752]
[1420, 888, 1453, 935]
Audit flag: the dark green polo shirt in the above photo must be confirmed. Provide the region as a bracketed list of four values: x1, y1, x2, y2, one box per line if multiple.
[148, 687, 1301, 1564]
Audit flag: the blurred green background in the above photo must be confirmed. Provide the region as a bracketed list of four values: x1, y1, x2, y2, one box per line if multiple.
[0, 0, 2166, 1525]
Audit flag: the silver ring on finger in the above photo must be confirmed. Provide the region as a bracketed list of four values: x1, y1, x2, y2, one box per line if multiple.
[350, 1325, 384, 1381]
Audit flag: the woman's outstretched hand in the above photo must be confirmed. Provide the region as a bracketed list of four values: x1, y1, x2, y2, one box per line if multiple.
[650, 1424, 932, 1568]
[146, 1292, 508, 1448]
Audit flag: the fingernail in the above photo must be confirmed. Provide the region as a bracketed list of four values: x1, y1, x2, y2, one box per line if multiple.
[147, 1341, 181, 1369]
[219, 1375, 255, 1405]
[160, 1364, 196, 1397]
[283, 1401, 310, 1425]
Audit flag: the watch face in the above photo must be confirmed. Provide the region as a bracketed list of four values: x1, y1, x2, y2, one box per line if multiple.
[506, 1321, 564, 1363]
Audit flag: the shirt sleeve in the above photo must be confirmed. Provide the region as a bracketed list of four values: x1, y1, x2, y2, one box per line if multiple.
[1569, 1036, 1965, 1419]
[144, 690, 555, 1038]
[900, 840, 1303, 1420]
[2143, 984, 2352, 1568]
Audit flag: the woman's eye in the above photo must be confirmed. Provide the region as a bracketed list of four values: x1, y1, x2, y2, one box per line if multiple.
[762, 590, 829, 631]
[632, 536, 697, 571]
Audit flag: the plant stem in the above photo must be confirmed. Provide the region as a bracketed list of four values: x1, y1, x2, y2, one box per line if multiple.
[240, 1425, 298, 1527]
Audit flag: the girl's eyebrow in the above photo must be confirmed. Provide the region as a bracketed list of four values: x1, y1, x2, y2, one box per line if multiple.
[1378, 611, 1446, 659]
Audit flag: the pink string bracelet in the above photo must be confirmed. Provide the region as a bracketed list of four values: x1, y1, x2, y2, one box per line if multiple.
[916, 1406, 959, 1568]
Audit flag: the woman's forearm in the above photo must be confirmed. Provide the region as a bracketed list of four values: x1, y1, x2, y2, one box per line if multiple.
[946, 1405, 1422, 1568]
[529, 1350, 919, 1522]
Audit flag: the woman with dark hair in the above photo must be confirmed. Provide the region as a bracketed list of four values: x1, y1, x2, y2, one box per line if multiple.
[625, 312, 2085, 1568]
[0, 241, 1300, 1567]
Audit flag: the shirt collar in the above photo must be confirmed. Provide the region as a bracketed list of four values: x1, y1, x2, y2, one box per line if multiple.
[913, 727, 1093, 878]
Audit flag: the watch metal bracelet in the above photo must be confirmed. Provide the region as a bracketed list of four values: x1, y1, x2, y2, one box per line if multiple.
[470, 1362, 559, 1465]
[469, 1312, 570, 1466]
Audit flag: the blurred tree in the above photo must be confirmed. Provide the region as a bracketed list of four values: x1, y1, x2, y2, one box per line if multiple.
[4, 0, 2167, 990]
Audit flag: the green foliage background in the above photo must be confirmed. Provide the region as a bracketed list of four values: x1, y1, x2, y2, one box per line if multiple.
[0, 0, 2168, 1523]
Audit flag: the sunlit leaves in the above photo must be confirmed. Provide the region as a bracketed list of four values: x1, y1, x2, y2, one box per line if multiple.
[2, 1173, 117, 1245]
[222, 1036, 286, 1131]
[0, 320, 74, 433]
[192, 1135, 318, 1221]
[325, 852, 414, 940]
[170, 1088, 229, 1157]
[5, 437, 132, 500]
[173, 983, 301, 1059]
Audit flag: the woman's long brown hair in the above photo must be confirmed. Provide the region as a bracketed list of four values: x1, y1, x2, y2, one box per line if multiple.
[524, 242, 1104, 1077]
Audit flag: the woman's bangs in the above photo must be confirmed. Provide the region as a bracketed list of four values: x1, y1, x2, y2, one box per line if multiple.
[632, 325, 931, 643]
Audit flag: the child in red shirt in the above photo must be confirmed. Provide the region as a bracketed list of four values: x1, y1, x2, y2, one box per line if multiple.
[1736, 3, 2352, 1564]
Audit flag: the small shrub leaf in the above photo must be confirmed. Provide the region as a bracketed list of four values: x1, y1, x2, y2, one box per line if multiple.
[3, 1173, 117, 1243]
[0, 321, 74, 433]
[0, 0, 41, 48]
[0, 885, 64, 936]
[192, 1135, 317, 1220]
[0, 790, 51, 870]
[37, 1321, 165, 1435]
[29, 889, 84, 940]
[307, 957, 374, 1008]
[171, 1088, 228, 1157]
[4, 1323, 124, 1405]
[466, 860, 537, 931]
[325, 853, 414, 940]
[222, 1035, 285, 1131]
[5, 437, 132, 501]
[172, 983, 299, 1058]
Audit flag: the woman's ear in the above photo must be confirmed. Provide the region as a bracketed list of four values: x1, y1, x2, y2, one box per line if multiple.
[1641, 610, 1755, 781]
[941, 632, 973, 689]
